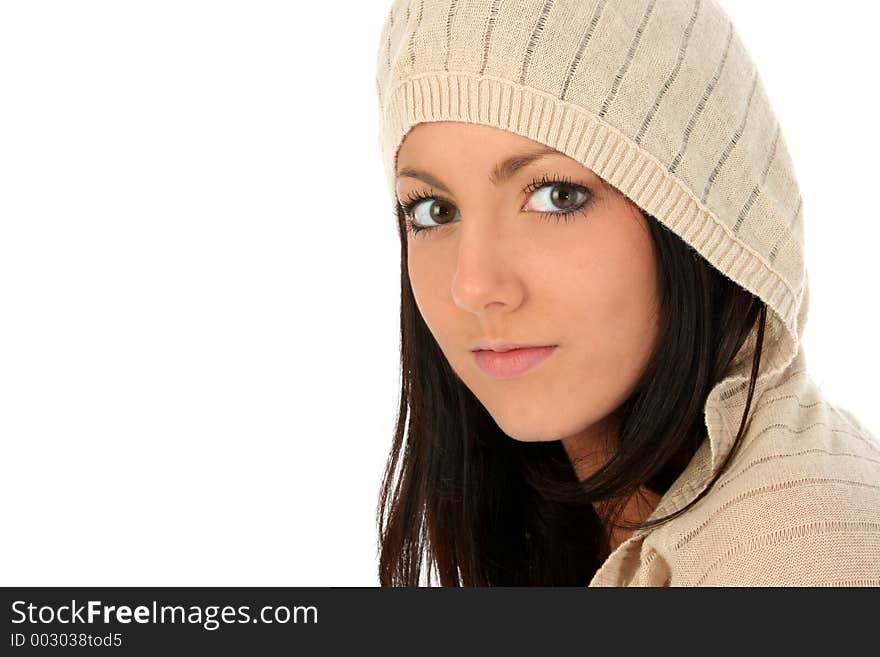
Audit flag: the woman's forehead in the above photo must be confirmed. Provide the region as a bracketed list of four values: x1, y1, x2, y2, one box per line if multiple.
[399, 121, 548, 155]
[396, 123, 604, 191]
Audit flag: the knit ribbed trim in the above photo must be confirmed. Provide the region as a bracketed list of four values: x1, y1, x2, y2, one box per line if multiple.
[381, 70, 805, 485]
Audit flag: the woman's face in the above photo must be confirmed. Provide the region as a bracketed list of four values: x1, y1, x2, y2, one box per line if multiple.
[395, 121, 661, 453]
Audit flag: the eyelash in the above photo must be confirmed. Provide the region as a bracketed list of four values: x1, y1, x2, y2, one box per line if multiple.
[398, 172, 593, 237]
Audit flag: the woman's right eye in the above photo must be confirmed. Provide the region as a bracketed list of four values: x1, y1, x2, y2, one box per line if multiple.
[404, 197, 460, 235]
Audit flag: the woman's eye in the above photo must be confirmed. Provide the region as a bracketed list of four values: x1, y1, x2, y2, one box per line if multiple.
[409, 198, 460, 230]
[524, 182, 588, 214]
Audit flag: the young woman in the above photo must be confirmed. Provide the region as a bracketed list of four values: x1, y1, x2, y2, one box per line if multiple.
[373, 0, 880, 586]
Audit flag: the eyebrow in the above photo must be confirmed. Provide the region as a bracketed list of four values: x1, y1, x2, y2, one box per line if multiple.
[396, 146, 561, 194]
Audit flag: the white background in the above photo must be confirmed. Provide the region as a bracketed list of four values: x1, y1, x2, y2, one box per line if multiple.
[0, 1, 876, 586]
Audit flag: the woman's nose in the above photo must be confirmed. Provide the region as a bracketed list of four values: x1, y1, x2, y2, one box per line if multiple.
[450, 219, 525, 317]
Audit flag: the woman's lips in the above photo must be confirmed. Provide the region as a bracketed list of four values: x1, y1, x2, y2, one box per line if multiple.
[472, 346, 557, 379]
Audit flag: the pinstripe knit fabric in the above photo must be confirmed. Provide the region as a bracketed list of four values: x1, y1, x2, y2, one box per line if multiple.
[375, 0, 880, 586]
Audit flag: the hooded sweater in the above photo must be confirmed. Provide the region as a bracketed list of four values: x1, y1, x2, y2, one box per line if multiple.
[375, 0, 880, 586]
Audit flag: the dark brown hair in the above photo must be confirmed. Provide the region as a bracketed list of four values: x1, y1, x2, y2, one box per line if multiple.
[377, 202, 766, 586]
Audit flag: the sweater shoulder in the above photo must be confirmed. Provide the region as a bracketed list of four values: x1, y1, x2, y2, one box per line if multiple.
[647, 380, 880, 586]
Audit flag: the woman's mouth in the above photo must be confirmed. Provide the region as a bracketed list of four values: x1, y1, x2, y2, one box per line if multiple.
[472, 346, 557, 379]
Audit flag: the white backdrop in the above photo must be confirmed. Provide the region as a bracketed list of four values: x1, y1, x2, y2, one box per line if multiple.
[0, 1, 876, 586]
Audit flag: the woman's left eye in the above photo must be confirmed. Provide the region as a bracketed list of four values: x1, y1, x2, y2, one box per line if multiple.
[524, 181, 590, 215]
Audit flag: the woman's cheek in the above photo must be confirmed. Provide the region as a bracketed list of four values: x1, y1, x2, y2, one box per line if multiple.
[408, 254, 453, 338]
